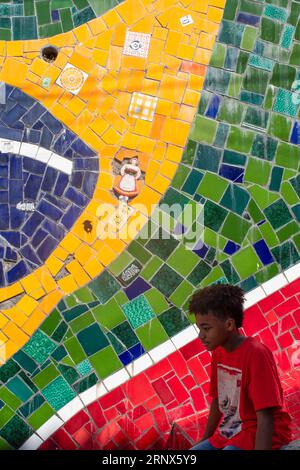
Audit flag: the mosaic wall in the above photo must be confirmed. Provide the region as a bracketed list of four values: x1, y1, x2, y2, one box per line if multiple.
[0, 0, 299, 450]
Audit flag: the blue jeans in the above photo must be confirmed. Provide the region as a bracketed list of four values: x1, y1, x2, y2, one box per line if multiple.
[191, 439, 242, 451]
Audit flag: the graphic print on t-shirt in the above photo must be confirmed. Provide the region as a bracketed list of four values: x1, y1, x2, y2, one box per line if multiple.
[217, 364, 242, 439]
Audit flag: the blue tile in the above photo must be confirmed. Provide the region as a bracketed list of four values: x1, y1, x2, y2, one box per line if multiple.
[54, 173, 69, 196]
[7, 260, 28, 284]
[205, 94, 221, 119]
[290, 121, 300, 145]
[5, 247, 17, 262]
[24, 174, 42, 199]
[224, 240, 240, 255]
[22, 212, 44, 237]
[219, 164, 244, 182]
[45, 194, 68, 211]
[0, 205, 9, 229]
[83, 172, 98, 197]
[224, 47, 239, 71]
[10, 207, 25, 229]
[71, 139, 95, 157]
[42, 219, 65, 241]
[37, 236, 57, 262]
[41, 167, 58, 192]
[1, 231, 21, 247]
[40, 126, 53, 148]
[9, 179, 23, 205]
[65, 187, 89, 207]
[41, 111, 63, 134]
[253, 239, 274, 265]
[51, 9, 59, 21]
[53, 129, 76, 154]
[193, 241, 209, 258]
[2, 104, 26, 127]
[118, 344, 145, 366]
[9, 155, 22, 179]
[22, 102, 45, 127]
[20, 245, 41, 266]
[0, 125, 22, 141]
[10, 88, 35, 108]
[125, 277, 151, 300]
[237, 12, 260, 27]
[31, 228, 48, 248]
[61, 205, 82, 230]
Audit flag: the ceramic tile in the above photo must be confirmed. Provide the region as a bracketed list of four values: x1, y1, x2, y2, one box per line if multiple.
[123, 31, 151, 58]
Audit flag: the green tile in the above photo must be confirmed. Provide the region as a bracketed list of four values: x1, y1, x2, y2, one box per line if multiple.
[281, 181, 299, 205]
[205, 67, 231, 94]
[220, 185, 250, 215]
[244, 157, 272, 185]
[36, 0, 51, 25]
[288, 2, 300, 26]
[158, 307, 190, 337]
[127, 240, 152, 264]
[271, 241, 300, 270]
[189, 115, 217, 144]
[0, 437, 13, 450]
[271, 64, 296, 89]
[89, 347, 122, 379]
[204, 200, 228, 232]
[42, 377, 75, 411]
[194, 144, 222, 173]
[232, 246, 263, 279]
[264, 4, 288, 22]
[77, 323, 109, 356]
[290, 43, 300, 66]
[0, 360, 20, 384]
[0, 415, 32, 449]
[268, 114, 292, 141]
[57, 364, 80, 385]
[187, 260, 211, 286]
[89, 270, 120, 304]
[197, 173, 228, 202]
[144, 288, 170, 315]
[273, 88, 300, 117]
[227, 126, 255, 153]
[277, 221, 299, 243]
[27, 402, 54, 431]
[182, 141, 197, 166]
[60, 8, 74, 32]
[243, 106, 269, 130]
[32, 365, 60, 389]
[141, 256, 163, 281]
[275, 142, 300, 170]
[221, 212, 251, 244]
[151, 264, 183, 297]
[220, 260, 240, 284]
[73, 373, 98, 394]
[210, 43, 226, 68]
[111, 321, 139, 350]
[23, 331, 56, 365]
[6, 377, 33, 402]
[241, 26, 257, 51]
[0, 387, 21, 411]
[169, 280, 194, 308]
[243, 66, 270, 95]
[264, 199, 293, 230]
[92, 298, 126, 329]
[77, 359, 92, 376]
[145, 228, 179, 260]
[248, 199, 264, 223]
[0, 406, 14, 428]
[70, 311, 94, 334]
[260, 17, 283, 44]
[64, 336, 86, 364]
[51, 0, 73, 7]
[200, 266, 225, 288]
[255, 263, 279, 284]
[240, 0, 263, 15]
[228, 74, 243, 98]
[75, 287, 96, 304]
[109, 251, 134, 276]
[218, 98, 244, 124]
[249, 185, 280, 210]
[13, 17, 37, 40]
[40, 309, 62, 336]
[236, 50, 249, 74]
[219, 20, 244, 47]
[123, 295, 155, 328]
[264, 85, 276, 110]
[39, 22, 62, 38]
[136, 318, 169, 349]
[251, 135, 278, 161]
[167, 245, 199, 276]
[223, 0, 238, 20]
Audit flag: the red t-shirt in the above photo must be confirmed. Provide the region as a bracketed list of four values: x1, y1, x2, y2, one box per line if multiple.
[208, 337, 292, 450]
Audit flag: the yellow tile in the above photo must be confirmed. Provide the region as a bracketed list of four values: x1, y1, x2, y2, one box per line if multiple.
[75, 244, 94, 265]
[145, 160, 160, 184]
[93, 49, 108, 67]
[148, 38, 164, 63]
[80, 128, 105, 151]
[21, 274, 41, 294]
[146, 63, 164, 81]
[0, 331, 7, 343]
[191, 0, 209, 12]
[97, 245, 116, 266]
[117, 0, 147, 25]
[52, 103, 74, 130]
[72, 109, 94, 136]
[51, 31, 76, 48]
[156, 99, 173, 116]
[104, 237, 127, 253]
[198, 32, 215, 50]
[162, 53, 181, 72]
[98, 172, 114, 190]
[107, 46, 122, 72]
[0, 58, 28, 89]
[131, 186, 161, 217]
[3, 322, 29, 345]
[160, 160, 178, 179]
[137, 137, 156, 154]
[189, 74, 205, 91]
[0, 41, 7, 55]
[45, 256, 64, 276]
[134, 119, 152, 137]
[67, 96, 86, 116]
[152, 142, 166, 162]
[66, 260, 90, 286]
[119, 211, 148, 241]
[4, 341, 21, 361]
[84, 258, 104, 278]
[104, 110, 129, 134]
[60, 233, 82, 253]
[162, 118, 190, 147]
[121, 132, 140, 150]
[58, 275, 78, 295]
[34, 268, 56, 294]
[69, 51, 93, 74]
[159, 74, 186, 103]
[95, 30, 114, 50]
[208, 6, 224, 23]
[17, 295, 39, 316]
[30, 57, 48, 76]
[7, 41, 23, 57]
[177, 43, 195, 61]
[88, 18, 107, 35]
[122, 55, 147, 71]
[31, 287, 46, 300]
[178, 101, 198, 120]
[0, 283, 23, 303]
[153, 27, 168, 41]
[151, 173, 171, 194]
[52, 246, 69, 261]
[0, 313, 9, 329]
[194, 48, 212, 65]
[210, 0, 226, 7]
[131, 14, 156, 34]
[22, 309, 46, 336]
[74, 24, 91, 43]
[165, 144, 184, 163]
[112, 23, 127, 46]
[140, 78, 159, 96]
[102, 127, 122, 145]
[4, 307, 27, 328]
[102, 8, 121, 27]
[127, 70, 144, 93]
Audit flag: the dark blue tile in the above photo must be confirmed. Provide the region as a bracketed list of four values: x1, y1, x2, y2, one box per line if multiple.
[0, 204, 9, 229]
[290, 121, 300, 145]
[71, 171, 83, 189]
[65, 187, 89, 207]
[10, 207, 26, 229]
[24, 174, 42, 199]
[22, 212, 44, 237]
[7, 260, 28, 284]
[2, 104, 26, 126]
[10, 155, 23, 179]
[219, 164, 244, 182]
[41, 167, 58, 192]
[10, 88, 35, 108]
[23, 129, 41, 145]
[224, 240, 240, 255]
[40, 126, 53, 148]
[124, 277, 151, 300]
[0, 231, 21, 247]
[9, 179, 23, 205]
[53, 129, 76, 154]
[54, 173, 69, 197]
[44, 194, 68, 211]
[0, 191, 8, 203]
[237, 12, 260, 27]
[0, 154, 8, 165]
[0, 247, 4, 258]
[23, 157, 45, 175]
[0, 125, 22, 141]
[61, 205, 82, 229]
[253, 239, 274, 265]
[71, 138, 95, 157]
[0, 166, 8, 177]
[82, 172, 98, 197]
[205, 94, 221, 119]
[5, 247, 18, 262]
[37, 236, 57, 262]
[38, 200, 63, 221]
[193, 240, 209, 258]
[41, 111, 63, 134]
[22, 102, 45, 127]
[51, 9, 59, 21]
[0, 263, 4, 287]
[42, 219, 65, 241]
[31, 228, 48, 248]
[20, 245, 41, 266]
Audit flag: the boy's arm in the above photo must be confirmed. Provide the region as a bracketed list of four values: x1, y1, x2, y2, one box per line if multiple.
[201, 398, 222, 442]
[255, 408, 274, 450]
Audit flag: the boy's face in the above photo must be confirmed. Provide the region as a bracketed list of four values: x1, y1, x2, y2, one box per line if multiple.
[195, 310, 235, 351]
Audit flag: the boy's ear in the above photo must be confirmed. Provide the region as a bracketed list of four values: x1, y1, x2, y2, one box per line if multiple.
[225, 318, 235, 331]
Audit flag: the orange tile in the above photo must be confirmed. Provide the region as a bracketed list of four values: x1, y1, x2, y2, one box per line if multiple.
[165, 31, 182, 56]
[145, 160, 160, 184]
[104, 110, 129, 134]
[117, 0, 147, 25]
[93, 49, 108, 67]
[162, 118, 190, 147]
[112, 23, 127, 46]
[75, 245, 94, 265]
[179, 100, 198, 119]
[191, 0, 209, 12]
[150, 115, 166, 140]
[140, 78, 159, 96]
[31, 288, 46, 300]
[3, 322, 29, 345]
[151, 173, 171, 194]
[177, 43, 195, 61]
[90, 116, 109, 137]
[68, 96, 86, 116]
[95, 30, 114, 50]
[160, 160, 178, 179]
[102, 9, 121, 28]
[137, 137, 156, 153]
[7, 41, 23, 57]
[122, 55, 147, 71]
[52, 246, 69, 261]
[131, 186, 161, 217]
[45, 256, 64, 276]
[35, 268, 57, 294]
[58, 275, 78, 294]
[0, 58, 28, 89]
[131, 15, 156, 34]
[208, 6, 224, 23]
[20, 274, 41, 294]
[0, 313, 9, 329]
[22, 309, 46, 336]
[121, 132, 140, 150]
[194, 48, 212, 65]
[84, 257, 104, 278]
[0, 283, 23, 303]
[158, 74, 186, 103]
[60, 233, 82, 253]
[189, 73, 205, 90]
[181, 61, 207, 76]
[17, 295, 39, 316]
[39, 290, 63, 315]
[69, 51, 93, 74]
[152, 27, 168, 41]
[3, 307, 27, 328]
[146, 63, 164, 81]
[66, 260, 90, 286]
[97, 245, 116, 266]
[162, 53, 182, 72]
[152, 142, 167, 162]
[198, 32, 215, 50]
[102, 127, 122, 145]
[88, 18, 107, 35]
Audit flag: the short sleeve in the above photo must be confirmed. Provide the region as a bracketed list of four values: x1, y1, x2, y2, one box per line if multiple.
[209, 350, 218, 399]
[248, 345, 283, 411]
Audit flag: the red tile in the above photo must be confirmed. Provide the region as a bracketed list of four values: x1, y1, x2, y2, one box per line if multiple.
[113, 429, 129, 448]
[278, 332, 294, 349]
[271, 323, 279, 336]
[167, 376, 189, 403]
[274, 297, 299, 317]
[39, 438, 58, 450]
[243, 304, 268, 335]
[164, 371, 175, 381]
[202, 381, 211, 395]
[145, 396, 161, 409]
[180, 61, 207, 76]
[168, 404, 195, 423]
[152, 378, 174, 404]
[87, 401, 107, 428]
[293, 308, 300, 326]
[198, 351, 212, 365]
[73, 427, 93, 449]
[96, 421, 120, 445]
[117, 417, 140, 440]
[166, 399, 180, 410]
[280, 315, 296, 332]
[131, 405, 147, 420]
[152, 407, 171, 433]
[180, 339, 205, 361]
[275, 350, 291, 373]
[292, 327, 300, 340]
[187, 356, 209, 384]
[146, 358, 172, 381]
[116, 402, 127, 414]
[190, 387, 207, 412]
[168, 351, 189, 377]
[103, 440, 118, 450]
[258, 291, 285, 313]
[64, 410, 90, 435]
[123, 374, 156, 406]
[135, 411, 154, 432]
[281, 278, 300, 298]
[259, 328, 278, 352]
[265, 310, 278, 324]
[182, 375, 196, 390]
[104, 407, 119, 421]
[135, 427, 160, 450]
[52, 428, 77, 450]
[99, 387, 125, 410]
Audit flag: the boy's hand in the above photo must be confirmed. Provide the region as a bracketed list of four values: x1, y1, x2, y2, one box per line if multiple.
[255, 408, 274, 450]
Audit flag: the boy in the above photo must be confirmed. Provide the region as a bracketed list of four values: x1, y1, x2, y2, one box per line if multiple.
[188, 284, 292, 451]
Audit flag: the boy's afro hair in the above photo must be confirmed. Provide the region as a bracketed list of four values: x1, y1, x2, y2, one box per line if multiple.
[188, 284, 245, 328]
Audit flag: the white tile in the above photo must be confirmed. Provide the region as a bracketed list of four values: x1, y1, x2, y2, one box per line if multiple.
[48, 153, 72, 175]
[36, 415, 64, 441]
[148, 340, 176, 363]
[20, 142, 38, 159]
[36, 147, 52, 164]
[244, 286, 266, 309]
[103, 369, 130, 391]
[261, 273, 289, 296]
[126, 353, 153, 377]
[80, 382, 108, 406]
[180, 15, 194, 26]
[56, 63, 88, 95]
[0, 138, 21, 154]
[284, 262, 300, 283]
[57, 396, 84, 422]
[123, 31, 151, 58]
[171, 325, 198, 349]
[19, 434, 43, 450]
